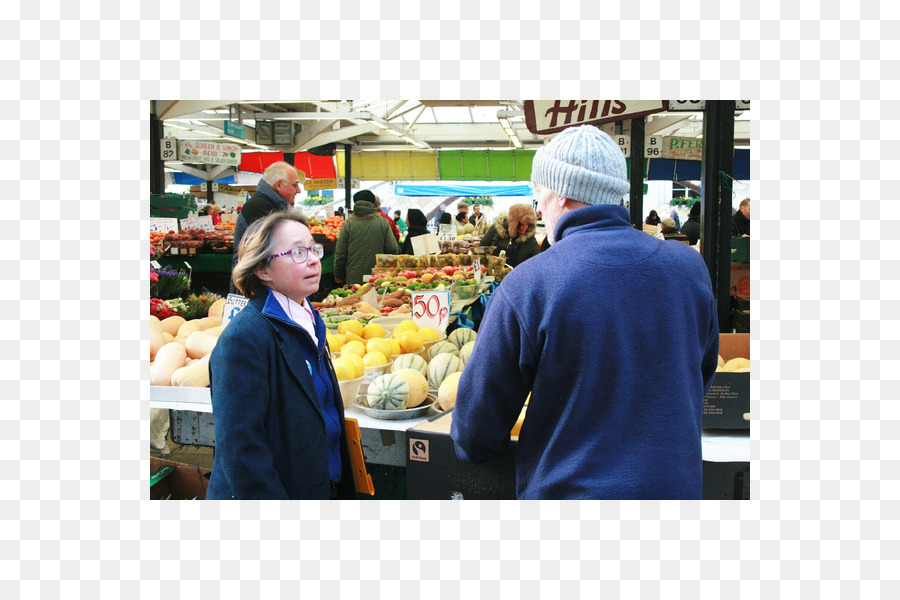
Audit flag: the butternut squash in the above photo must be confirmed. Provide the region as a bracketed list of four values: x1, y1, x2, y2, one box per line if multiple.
[161, 332, 174, 344]
[171, 353, 210, 387]
[208, 298, 226, 318]
[204, 324, 226, 338]
[150, 342, 187, 386]
[193, 316, 222, 331]
[185, 330, 218, 359]
[160, 315, 186, 336]
[174, 319, 204, 344]
[150, 321, 164, 361]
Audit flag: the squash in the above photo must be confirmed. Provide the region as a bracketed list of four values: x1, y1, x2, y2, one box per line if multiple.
[171, 353, 210, 387]
[717, 354, 725, 368]
[437, 371, 462, 411]
[458, 340, 476, 365]
[425, 340, 459, 362]
[161, 332, 174, 344]
[159, 315, 186, 337]
[391, 353, 428, 377]
[391, 368, 428, 408]
[427, 353, 463, 389]
[208, 298, 226, 318]
[150, 321, 164, 361]
[366, 372, 411, 410]
[194, 316, 222, 331]
[448, 328, 477, 350]
[204, 324, 226, 338]
[174, 319, 204, 344]
[150, 342, 187, 386]
[185, 330, 218, 359]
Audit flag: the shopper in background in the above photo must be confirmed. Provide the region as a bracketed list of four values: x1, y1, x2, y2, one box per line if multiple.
[334, 190, 399, 285]
[645, 209, 661, 226]
[207, 203, 223, 225]
[208, 211, 356, 500]
[669, 207, 681, 229]
[452, 125, 719, 499]
[399, 208, 430, 255]
[469, 204, 487, 235]
[393, 210, 408, 235]
[358, 190, 400, 242]
[681, 201, 702, 246]
[433, 202, 449, 228]
[660, 218, 680, 236]
[732, 197, 750, 237]
[230, 161, 301, 293]
[478, 204, 541, 268]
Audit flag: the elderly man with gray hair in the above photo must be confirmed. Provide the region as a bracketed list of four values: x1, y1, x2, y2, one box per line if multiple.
[230, 161, 302, 293]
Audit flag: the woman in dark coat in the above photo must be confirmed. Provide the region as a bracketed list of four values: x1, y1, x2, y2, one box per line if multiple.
[479, 203, 541, 268]
[645, 210, 661, 226]
[207, 211, 356, 500]
[399, 209, 430, 254]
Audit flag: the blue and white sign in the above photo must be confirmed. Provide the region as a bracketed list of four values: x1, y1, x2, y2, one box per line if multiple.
[222, 294, 249, 327]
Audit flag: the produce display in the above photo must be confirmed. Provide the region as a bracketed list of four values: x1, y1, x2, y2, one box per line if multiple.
[149, 307, 224, 387]
[327, 319, 478, 415]
[307, 215, 344, 241]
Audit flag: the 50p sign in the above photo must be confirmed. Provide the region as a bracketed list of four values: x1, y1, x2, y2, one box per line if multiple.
[411, 290, 450, 333]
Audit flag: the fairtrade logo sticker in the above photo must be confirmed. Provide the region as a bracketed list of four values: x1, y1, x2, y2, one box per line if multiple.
[409, 438, 429, 462]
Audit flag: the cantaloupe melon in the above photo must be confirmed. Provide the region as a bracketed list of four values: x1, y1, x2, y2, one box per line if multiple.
[459, 340, 476, 365]
[448, 328, 477, 350]
[437, 371, 462, 410]
[425, 340, 459, 361]
[391, 368, 429, 408]
[391, 353, 428, 377]
[427, 353, 463, 389]
[366, 373, 410, 410]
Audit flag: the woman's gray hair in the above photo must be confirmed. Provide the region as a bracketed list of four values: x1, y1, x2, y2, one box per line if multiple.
[232, 211, 310, 298]
[261, 161, 300, 187]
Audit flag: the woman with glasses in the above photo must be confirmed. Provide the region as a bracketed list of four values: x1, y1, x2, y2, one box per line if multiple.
[207, 211, 356, 500]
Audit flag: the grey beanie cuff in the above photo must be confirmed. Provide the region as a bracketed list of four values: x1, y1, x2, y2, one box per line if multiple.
[531, 125, 631, 205]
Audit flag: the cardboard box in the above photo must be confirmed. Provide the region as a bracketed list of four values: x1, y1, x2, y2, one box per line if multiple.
[406, 412, 517, 500]
[150, 457, 211, 500]
[730, 263, 750, 297]
[704, 333, 750, 429]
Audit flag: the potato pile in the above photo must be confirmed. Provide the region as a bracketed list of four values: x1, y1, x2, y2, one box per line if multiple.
[149, 298, 226, 387]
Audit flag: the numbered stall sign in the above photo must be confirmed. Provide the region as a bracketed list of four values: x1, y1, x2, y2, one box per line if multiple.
[222, 293, 249, 327]
[410, 290, 451, 332]
[161, 139, 177, 161]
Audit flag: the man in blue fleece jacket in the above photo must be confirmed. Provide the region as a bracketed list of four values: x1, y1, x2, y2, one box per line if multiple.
[450, 125, 720, 499]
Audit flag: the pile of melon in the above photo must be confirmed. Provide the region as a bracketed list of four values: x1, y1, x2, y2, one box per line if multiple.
[360, 325, 477, 412]
[149, 298, 226, 387]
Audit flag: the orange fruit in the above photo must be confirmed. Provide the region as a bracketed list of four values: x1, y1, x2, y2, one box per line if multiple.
[341, 340, 366, 358]
[418, 326, 440, 343]
[340, 352, 365, 378]
[332, 359, 355, 381]
[363, 351, 388, 368]
[362, 323, 387, 339]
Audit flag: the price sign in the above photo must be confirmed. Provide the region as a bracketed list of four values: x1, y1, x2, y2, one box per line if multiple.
[222, 293, 249, 327]
[410, 290, 450, 332]
[161, 138, 177, 161]
[438, 224, 456, 243]
[472, 258, 482, 283]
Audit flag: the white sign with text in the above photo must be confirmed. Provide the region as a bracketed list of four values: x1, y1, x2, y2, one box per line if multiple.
[411, 290, 450, 333]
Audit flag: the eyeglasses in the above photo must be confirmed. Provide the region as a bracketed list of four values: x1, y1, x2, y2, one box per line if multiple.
[282, 180, 301, 189]
[270, 244, 324, 263]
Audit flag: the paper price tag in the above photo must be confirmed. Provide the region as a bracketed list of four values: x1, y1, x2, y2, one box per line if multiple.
[410, 290, 450, 332]
[472, 258, 482, 283]
[222, 293, 249, 327]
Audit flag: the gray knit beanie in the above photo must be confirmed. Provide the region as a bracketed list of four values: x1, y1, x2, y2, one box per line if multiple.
[531, 125, 630, 205]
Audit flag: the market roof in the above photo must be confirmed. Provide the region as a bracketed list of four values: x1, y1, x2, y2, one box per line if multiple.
[154, 100, 751, 155]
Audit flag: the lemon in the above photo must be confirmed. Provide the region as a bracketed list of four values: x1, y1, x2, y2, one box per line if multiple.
[341, 340, 366, 358]
[363, 351, 388, 368]
[362, 323, 386, 339]
[327, 333, 346, 352]
[365, 338, 393, 358]
[418, 326, 440, 343]
[340, 352, 365, 378]
[337, 319, 364, 337]
[332, 359, 355, 382]
[392, 320, 419, 338]
[343, 331, 366, 345]
[398, 331, 424, 354]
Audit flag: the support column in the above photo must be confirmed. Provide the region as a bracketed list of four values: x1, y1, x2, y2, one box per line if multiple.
[344, 143, 352, 212]
[150, 113, 164, 194]
[628, 116, 645, 227]
[700, 101, 736, 333]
